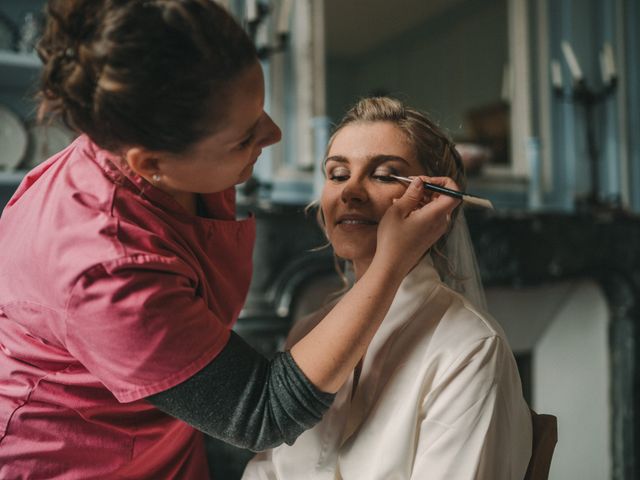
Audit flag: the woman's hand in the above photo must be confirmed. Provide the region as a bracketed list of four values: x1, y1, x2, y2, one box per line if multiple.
[374, 176, 460, 278]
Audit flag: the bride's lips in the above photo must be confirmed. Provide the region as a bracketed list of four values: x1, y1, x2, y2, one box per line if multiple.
[335, 214, 378, 228]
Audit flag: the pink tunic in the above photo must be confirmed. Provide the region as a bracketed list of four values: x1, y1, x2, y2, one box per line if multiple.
[0, 135, 256, 479]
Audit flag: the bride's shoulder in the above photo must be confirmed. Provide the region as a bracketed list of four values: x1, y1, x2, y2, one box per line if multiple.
[433, 284, 506, 343]
[284, 297, 341, 349]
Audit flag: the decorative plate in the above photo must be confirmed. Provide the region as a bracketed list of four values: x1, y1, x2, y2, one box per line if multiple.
[23, 122, 77, 169]
[0, 104, 28, 171]
[0, 12, 18, 51]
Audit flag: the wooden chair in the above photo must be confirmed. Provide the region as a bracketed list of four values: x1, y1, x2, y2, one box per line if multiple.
[524, 409, 558, 480]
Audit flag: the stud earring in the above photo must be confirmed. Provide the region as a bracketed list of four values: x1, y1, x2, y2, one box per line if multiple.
[152, 173, 161, 183]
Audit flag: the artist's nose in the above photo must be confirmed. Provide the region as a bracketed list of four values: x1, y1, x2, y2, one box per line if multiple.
[257, 113, 281, 148]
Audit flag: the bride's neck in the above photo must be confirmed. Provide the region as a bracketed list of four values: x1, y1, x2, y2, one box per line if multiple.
[352, 258, 372, 281]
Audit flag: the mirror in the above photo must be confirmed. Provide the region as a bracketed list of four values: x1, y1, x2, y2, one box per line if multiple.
[324, 0, 510, 179]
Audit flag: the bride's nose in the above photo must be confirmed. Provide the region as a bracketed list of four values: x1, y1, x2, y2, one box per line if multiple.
[340, 176, 369, 203]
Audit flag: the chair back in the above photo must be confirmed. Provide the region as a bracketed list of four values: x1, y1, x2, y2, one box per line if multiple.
[524, 409, 558, 480]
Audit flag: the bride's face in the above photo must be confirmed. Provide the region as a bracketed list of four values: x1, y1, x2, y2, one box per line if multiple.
[321, 121, 427, 271]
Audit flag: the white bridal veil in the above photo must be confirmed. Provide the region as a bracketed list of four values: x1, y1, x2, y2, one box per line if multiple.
[436, 209, 488, 312]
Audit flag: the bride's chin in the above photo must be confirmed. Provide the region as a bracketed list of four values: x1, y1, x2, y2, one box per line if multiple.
[333, 246, 374, 265]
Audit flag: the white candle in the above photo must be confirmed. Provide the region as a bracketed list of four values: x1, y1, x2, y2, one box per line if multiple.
[602, 42, 616, 82]
[599, 50, 608, 84]
[255, 19, 268, 49]
[561, 41, 583, 83]
[526, 137, 542, 209]
[551, 60, 563, 89]
[501, 63, 511, 101]
[246, 0, 258, 22]
[276, 0, 294, 35]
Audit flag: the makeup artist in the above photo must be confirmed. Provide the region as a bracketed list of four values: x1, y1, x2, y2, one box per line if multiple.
[0, 1, 459, 478]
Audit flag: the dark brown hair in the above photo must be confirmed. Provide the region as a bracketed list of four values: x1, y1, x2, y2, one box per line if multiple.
[37, 0, 258, 153]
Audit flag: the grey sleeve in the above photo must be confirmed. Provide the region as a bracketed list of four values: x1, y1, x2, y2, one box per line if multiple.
[147, 331, 335, 452]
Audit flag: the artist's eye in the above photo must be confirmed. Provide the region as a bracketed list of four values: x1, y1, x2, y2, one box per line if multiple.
[237, 134, 255, 150]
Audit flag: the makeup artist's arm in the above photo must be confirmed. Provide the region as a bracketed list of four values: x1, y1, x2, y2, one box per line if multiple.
[149, 178, 458, 451]
[291, 176, 459, 393]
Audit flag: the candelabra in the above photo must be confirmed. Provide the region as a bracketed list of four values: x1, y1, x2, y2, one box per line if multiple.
[551, 41, 618, 208]
[244, 0, 293, 60]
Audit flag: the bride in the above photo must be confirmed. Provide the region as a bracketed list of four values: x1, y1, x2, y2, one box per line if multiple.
[242, 97, 532, 479]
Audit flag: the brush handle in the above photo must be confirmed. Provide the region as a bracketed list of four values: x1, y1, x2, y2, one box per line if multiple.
[389, 175, 493, 209]
[421, 181, 466, 199]
[390, 175, 466, 200]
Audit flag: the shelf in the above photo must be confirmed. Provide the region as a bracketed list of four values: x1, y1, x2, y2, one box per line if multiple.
[0, 49, 41, 89]
[0, 50, 40, 67]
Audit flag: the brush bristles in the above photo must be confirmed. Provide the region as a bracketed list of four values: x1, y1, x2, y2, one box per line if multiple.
[462, 195, 494, 209]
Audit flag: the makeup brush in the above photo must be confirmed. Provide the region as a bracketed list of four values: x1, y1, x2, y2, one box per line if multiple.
[388, 175, 494, 210]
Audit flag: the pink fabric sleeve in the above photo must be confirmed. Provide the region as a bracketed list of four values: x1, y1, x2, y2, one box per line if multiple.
[65, 254, 230, 403]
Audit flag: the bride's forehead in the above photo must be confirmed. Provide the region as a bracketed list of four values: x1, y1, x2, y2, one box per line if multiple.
[334, 121, 406, 142]
[330, 124, 413, 158]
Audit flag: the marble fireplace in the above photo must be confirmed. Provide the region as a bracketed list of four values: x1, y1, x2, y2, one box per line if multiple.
[207, 204, 640, 480]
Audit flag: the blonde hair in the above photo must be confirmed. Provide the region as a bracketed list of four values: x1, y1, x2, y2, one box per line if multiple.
[327, 96, 466, 189]
[315, 96, 467, 283]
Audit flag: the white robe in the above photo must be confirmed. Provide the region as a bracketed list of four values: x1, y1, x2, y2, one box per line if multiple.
[243, 256, 532, 480]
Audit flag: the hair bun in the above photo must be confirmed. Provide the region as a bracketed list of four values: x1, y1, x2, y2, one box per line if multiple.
[63, 47, 76, 59]
[37, 0, 257, 153]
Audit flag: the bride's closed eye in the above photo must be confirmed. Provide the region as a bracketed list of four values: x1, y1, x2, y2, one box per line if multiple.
[326, 165, 402, 183]
[372, 167, 399, 183]
[328, 167, 350, 182]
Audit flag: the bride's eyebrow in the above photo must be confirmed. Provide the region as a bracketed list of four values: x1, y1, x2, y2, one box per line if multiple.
[323, 155, 348, 169]
[324, 154, 409, 167]
[370, 155, 410, 166]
